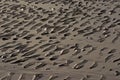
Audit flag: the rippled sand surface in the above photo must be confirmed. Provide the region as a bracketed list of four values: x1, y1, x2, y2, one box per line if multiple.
[0, 0, 120, 80]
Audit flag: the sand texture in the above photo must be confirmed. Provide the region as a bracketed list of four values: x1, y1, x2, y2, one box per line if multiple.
[0, 0, 120, 80]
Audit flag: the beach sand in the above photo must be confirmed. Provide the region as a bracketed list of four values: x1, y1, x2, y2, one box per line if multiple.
[0, 0, 120, 80]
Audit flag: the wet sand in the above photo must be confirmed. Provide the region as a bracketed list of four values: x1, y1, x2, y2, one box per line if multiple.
[0, 0, 120, 80]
